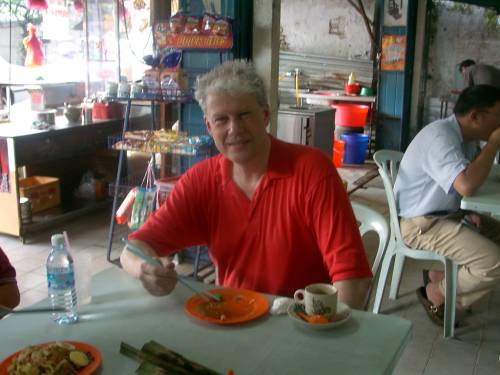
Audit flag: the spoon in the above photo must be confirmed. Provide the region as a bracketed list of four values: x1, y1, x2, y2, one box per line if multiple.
[123, 240, 222, 302]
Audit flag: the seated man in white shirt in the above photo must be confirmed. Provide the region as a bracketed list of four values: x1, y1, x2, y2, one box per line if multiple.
[394, 84, 500, 325]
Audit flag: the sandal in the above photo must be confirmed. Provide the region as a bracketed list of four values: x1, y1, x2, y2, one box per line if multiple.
[415, 286, 445, 326]
[422, 270, 430, 286]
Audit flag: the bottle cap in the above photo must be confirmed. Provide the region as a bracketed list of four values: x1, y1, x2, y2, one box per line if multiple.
[51, 233, 65, 247]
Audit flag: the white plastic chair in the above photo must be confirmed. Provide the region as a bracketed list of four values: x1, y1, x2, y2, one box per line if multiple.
[351, 202, 389, 279]
[372, 150, 458, 338]
[351, 202, 389, 310]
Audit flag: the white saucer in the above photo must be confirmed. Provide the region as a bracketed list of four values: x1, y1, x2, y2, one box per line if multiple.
[287, 302, 352, 331]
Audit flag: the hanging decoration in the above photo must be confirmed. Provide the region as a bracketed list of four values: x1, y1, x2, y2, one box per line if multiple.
[74, 0, 84, 14]
[23, 24, 44, 67]
[155, 13, 233, 50]
[26, 0, 48, 10]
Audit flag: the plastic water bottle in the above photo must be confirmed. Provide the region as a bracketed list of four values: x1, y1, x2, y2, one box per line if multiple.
[46, 233, 79, 324]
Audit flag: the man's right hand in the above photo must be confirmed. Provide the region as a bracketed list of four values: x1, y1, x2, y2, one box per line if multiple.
[139, 259, 178, 296]
[488, 126, 500, 149]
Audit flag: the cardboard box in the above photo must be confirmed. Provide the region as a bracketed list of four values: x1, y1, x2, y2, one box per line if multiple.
[19, 176, 61, 213]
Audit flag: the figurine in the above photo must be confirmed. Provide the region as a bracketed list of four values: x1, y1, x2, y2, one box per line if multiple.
[23, 23, 43, 68]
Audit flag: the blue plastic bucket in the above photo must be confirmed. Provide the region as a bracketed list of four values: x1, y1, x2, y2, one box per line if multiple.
[341, 133, 369, 164]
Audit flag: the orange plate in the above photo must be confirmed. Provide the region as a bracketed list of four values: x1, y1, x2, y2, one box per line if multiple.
[0, 341, 101, 375]
[185, 288, 269, 325]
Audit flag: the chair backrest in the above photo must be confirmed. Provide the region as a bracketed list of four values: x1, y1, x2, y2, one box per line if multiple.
[373, 150, 403, 186]
[351, 202, 389, 277]
[373, 150, 405, 245]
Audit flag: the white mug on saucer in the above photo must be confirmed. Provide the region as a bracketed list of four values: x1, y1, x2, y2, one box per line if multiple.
[294, 283, 338, 317]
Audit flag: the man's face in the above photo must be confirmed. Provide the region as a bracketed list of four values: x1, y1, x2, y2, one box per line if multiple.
[475, 101, 500, 140]
[204, 91, 270, 165]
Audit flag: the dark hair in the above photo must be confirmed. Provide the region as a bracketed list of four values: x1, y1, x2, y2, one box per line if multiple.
[454, 84, 500, 116]
[458, 59, 476, 73]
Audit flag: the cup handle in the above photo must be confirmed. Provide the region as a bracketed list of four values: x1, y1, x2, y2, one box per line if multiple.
[293, 289, 305, 304]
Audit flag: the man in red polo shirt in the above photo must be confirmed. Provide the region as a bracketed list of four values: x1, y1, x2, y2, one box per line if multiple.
[121, 60, 372, 309]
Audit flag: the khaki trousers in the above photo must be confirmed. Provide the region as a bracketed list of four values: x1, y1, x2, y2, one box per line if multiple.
[400, 212, 500, 309]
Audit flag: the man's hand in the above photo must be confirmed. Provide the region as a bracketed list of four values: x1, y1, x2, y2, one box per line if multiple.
[454, 128, 500, 197]
[139, 258, 178, 296]
[120, 239, 178, 296]
[463, 212, 481, 230]
[488, 127, 500, 149]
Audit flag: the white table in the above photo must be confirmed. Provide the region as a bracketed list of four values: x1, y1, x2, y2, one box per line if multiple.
[461, 165, 500, 216]
[0, 267, 412, 375]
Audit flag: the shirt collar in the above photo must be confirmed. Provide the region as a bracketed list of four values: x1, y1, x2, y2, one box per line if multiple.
[219, 135, 293, 188]
[450, 114, 464, 143]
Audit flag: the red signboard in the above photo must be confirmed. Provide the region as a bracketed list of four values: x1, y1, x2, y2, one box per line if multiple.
[155, 21, 233, 50]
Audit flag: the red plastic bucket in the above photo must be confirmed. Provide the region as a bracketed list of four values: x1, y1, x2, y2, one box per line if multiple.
[331, 103, 369, 127]
[333, 139, 344, 168]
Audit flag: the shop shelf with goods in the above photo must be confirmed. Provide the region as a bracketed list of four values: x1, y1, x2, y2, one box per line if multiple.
[105, 54, 234, 276]
[104, 1, 253, 277]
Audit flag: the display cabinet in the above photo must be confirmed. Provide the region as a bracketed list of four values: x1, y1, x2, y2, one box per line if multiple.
[0, 116, 125, 241]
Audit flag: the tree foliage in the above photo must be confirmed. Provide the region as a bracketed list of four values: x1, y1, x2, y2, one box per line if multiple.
[0, 0, 43, 26]
[0, 0, 44, 65]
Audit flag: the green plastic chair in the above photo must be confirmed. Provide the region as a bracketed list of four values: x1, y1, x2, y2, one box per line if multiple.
[372, 150, 458, 338]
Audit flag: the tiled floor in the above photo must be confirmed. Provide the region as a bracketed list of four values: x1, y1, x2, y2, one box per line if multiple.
[2, 168, 500, 374]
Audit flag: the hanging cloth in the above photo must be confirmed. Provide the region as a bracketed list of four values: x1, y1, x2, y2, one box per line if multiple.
[0, 140, 9, 192]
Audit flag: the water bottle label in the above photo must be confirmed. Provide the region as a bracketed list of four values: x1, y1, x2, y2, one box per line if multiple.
[47, 270, 75, 290]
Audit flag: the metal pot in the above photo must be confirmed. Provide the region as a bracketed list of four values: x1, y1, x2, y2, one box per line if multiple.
[35, 109, 56, 125]
[64, 103, 82, 123]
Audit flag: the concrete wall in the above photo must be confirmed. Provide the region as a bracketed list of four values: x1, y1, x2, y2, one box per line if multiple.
[280, 0, 375, 60]
[427, 4, 500, 97]
[254, 0, 281, 136]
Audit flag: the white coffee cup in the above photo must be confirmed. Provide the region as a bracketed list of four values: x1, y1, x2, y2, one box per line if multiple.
[293, 283, 338, 317]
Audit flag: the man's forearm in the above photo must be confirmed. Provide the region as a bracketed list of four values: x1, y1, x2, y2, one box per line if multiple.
[456, 142, 498, 196]
[120, 239, 159, 278]
[333, 277, 371, 310]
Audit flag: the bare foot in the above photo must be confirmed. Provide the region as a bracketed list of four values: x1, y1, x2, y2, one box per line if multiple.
[426, 282, 445, 306]
[428, 270, 444, 283]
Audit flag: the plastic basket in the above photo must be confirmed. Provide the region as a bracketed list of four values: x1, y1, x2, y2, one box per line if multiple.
[19, 176, 61, 213]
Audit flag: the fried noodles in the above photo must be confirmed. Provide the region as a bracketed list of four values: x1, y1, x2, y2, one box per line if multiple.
[8, 342, 80, 375]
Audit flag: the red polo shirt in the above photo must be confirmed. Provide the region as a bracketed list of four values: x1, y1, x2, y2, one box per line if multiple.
[130, 136, 371, 296]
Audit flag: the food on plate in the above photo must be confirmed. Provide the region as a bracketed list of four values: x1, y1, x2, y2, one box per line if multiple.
[7, 342, 92, 375]
[198, 293, 254, 321]
[297, 311, 330, 324]
[68, 351, 89, 368]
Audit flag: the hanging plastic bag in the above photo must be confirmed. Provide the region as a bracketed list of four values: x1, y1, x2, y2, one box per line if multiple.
[129, 157, 157, 230]
[115, 187, 136, 225]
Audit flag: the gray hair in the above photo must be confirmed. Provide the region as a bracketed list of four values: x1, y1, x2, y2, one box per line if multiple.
[194, 59, 268, 113]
